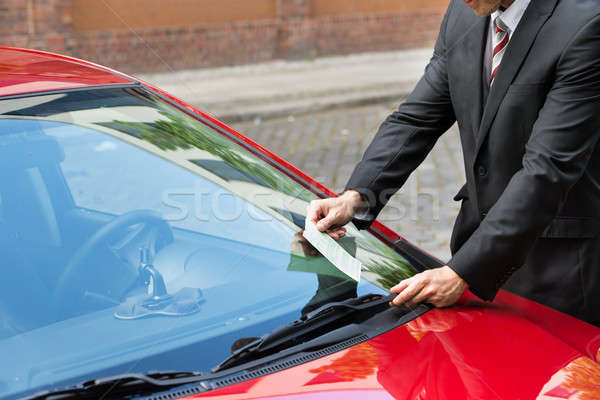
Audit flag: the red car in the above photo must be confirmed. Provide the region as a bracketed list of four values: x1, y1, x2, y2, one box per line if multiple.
[0, 47, 599, 400]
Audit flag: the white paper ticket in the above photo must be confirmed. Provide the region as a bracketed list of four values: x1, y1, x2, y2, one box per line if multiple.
[303, 219, 362, 282]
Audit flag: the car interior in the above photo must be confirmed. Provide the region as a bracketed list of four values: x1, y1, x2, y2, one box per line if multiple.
[0, 123, 356, 340]
[0, 129, 114, 335]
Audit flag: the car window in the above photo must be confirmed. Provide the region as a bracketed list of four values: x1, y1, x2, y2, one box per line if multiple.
[0, 88, 418, 399]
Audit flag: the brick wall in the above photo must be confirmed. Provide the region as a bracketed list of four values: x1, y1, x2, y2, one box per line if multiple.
[73, 21, 280, 72]
[2, 0, 447, 74]
[1, 0, 74, 54]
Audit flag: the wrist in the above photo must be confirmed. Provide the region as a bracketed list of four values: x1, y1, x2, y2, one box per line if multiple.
[342, 190, 365, 212]
[443, 265, 469, 289]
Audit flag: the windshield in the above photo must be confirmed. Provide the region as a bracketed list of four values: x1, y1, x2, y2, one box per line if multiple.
[0, 87, 417, 399]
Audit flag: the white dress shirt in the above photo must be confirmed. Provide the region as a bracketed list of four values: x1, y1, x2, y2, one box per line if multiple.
[483, 0, 532, 81]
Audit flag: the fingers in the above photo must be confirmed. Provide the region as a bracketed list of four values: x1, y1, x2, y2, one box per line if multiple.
[390, 277, 427, 307]
[388, 267, 468, 309]
[316, 210, 341, 232]
[307, 197, 355, 242]
[407, 286, 434, 307]
[326, 227, 346, 239]
[390, 279, 410, 294]
[307, 200, 326, 225]
[307, 199, 341, 232]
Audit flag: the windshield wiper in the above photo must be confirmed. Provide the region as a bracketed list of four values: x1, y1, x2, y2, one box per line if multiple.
[21, 371, 206, 400]
[212, 293, 395, 373]
[24, 294, 418, 399]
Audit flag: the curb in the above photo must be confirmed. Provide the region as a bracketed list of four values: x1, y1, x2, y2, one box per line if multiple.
[199, 88, 413, 124]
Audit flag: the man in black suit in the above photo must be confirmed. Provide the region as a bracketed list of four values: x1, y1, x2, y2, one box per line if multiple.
[307, 0, 600, 326]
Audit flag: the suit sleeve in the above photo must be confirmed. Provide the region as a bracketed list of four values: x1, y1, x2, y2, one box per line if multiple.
[344, 1, 457, 229]
[447, 14, 600, 301]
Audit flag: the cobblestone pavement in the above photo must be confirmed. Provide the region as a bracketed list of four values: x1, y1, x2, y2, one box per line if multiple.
[231, 103, 465, 262]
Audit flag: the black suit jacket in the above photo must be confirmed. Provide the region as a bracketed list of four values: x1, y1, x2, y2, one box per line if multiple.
[346, 0, 600, 324]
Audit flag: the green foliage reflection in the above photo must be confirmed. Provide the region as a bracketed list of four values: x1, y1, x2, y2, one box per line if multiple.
[364, 258, 414, 290]
[101, 108, 313, 202]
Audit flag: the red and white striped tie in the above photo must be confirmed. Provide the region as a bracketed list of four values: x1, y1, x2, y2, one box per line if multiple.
[491, 17, 509, 85]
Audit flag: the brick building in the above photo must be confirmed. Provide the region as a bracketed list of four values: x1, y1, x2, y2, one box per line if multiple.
[2, 0, 448, 74]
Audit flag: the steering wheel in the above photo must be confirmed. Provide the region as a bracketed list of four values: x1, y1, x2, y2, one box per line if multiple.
[52, 210, 173, 317]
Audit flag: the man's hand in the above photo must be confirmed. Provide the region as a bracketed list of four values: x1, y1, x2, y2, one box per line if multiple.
[389, 266, 468, 308]
[306, 190, 364, 239]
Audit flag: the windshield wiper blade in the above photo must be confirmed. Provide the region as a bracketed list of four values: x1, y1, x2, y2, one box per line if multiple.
[21, 371, 206, 400]
[259, 293, 395, 351]
[212, 293, 395, 373]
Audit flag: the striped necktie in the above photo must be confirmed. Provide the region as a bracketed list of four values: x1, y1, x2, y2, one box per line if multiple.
[491, 16, 509, 85]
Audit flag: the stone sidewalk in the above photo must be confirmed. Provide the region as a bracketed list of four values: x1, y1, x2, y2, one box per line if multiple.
[137, 49, 432, 123]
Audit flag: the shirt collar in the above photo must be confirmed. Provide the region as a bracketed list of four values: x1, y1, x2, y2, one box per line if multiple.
[491, 0, 532, 34]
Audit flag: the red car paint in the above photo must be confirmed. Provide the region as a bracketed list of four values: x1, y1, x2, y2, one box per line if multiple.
[0, 48, 132, 96]
[1, 47, 599, 400]
[188, 292, 600, 400]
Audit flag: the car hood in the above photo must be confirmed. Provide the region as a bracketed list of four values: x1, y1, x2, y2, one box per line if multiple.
[180, 291, 600, 400]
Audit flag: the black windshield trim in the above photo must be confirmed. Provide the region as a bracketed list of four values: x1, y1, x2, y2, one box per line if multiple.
[146, 303, 430, 400]
[23, 303, 430, 400]
[202, 303, 429, 379]
[393, 239, 445, 273]
[0, 83, 142, 101]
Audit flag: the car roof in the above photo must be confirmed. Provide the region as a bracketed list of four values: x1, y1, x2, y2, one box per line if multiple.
[0, 47, 136, 97]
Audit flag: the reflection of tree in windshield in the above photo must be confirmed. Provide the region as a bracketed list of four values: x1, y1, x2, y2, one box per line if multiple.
[102, 109, 313, 202]
[365, 258, 414, 290]
[356, 236, 416, 290]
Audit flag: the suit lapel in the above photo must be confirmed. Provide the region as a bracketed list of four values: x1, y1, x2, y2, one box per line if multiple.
[473, 0, 558, 160]
[463, 16, 489, 139]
